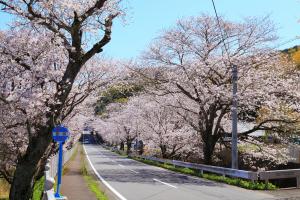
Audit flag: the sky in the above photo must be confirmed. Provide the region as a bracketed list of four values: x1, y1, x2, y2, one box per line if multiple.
[0, 0, 300, 59]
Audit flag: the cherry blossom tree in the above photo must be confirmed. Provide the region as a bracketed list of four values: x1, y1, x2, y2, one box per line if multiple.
[0, 0, 124, 196]
[106, 101, 142, 154]
[130, 95, 194, 159]
[93, 93, 198, 159]
[141, 15, 300, 164]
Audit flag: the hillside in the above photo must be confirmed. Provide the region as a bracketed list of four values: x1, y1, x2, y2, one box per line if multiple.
[282, 45, 300, 67]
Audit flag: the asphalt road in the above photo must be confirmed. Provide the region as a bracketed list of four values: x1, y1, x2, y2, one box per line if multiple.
[82, 133, 278, 200]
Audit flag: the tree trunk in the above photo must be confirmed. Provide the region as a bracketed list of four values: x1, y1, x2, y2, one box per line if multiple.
[138, 141, 144, 155]
[126, 140, 132, 155]
[202, 135, 218, 165]
[160, 145, 167, 159]
[203, 144, 214, 165]
[9, 127, 52, 200]
[120, 142, 124, 151]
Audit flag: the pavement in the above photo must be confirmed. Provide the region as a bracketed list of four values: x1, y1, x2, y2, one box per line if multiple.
[60, 145, 97, 200]
[82, 132, 295, 200]
[264, 189, 300, 200]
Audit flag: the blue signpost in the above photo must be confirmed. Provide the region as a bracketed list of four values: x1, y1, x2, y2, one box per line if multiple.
[52, 125, 69, 199]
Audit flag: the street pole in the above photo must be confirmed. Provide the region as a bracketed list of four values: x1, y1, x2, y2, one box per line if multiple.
[55, 141, 64, 198]
[231, 64, 238, 169]
[52, 125, 68, 199]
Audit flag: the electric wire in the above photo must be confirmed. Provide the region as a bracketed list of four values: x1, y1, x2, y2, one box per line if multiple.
[210, 0, 232, 65]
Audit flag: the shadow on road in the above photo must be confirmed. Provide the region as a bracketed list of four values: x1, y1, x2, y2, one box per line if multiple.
[83, 133, 224, 188]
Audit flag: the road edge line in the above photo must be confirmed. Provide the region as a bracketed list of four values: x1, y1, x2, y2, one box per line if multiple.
[83, 144, 128, 200]
[153, 178, 178, 189]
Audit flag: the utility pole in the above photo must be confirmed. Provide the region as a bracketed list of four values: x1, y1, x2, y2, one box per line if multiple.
[231, 64, 238, 169]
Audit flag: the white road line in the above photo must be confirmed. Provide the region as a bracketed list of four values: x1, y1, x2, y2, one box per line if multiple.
[118, 164, 139, 173]
[153, 178, 178, 189]
[93, 146, 136, 173]
[129, 169, 139, 174]
[83, 144, 128, 200]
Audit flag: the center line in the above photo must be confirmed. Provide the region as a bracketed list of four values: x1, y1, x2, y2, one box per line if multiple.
[153, 178, 177, 188]
[118, 164, 139, 173]
[129, 169, 139, 174]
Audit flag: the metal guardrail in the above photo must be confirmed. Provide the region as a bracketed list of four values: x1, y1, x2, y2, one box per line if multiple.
[43, 143, 77, 200]
[48, 146, 77, 178]
[135, 155, 258, 181]
[259, 169, 300, 188]
[135, 155, 300, 187]
[105, 145, 300, 188]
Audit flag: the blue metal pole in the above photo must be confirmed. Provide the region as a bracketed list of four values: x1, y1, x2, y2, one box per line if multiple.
[55, 141, 63, 198]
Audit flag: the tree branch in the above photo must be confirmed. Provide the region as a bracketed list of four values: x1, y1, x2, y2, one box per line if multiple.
[82, 13, 118, 64]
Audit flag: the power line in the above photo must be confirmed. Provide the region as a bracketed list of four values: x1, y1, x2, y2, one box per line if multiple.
[210, 0, 238, 169]
[210, 0, 231, 64]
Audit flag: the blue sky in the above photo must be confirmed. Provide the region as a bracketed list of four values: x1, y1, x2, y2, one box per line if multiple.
[1, 0, 300, 59]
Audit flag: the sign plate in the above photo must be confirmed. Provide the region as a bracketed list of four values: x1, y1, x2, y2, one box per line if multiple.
[52, 125, 69, 142]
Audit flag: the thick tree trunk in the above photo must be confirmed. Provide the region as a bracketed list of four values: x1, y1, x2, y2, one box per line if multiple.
[120, 141, 124, 151]
[203, 144, 215, 165]
[9, 127, 52, 200]
[160, 145, 167, 159]
[202, 135, 218, 165]
[126, 140, 132, 155]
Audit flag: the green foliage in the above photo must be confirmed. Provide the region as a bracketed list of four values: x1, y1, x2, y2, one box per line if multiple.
[95, 83, 144, 115]
[201, 173, 276, 190]
[83, 175, 109, 200]
[238, 144, 260, 153]
[282, 45, 300, 68]
[282, 45, 300, 55]
[32, 176, 45, 200]
[132, 157, 277, 190]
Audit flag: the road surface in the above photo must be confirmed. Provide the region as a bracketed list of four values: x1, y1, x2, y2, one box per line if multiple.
[83, 133, 278, 200]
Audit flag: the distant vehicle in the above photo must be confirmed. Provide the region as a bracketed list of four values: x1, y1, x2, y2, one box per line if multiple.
[83, 139, 89, 144]
[112, 146, 118, 151]
[290, 137, 300, 145]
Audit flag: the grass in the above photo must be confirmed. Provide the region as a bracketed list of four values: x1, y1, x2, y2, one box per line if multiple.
[69, 144, 79, 162]
[80, 146, 109, 200]
[32, 176, 45, 200]
[0, 176, 44, 200]
[131, 157, 277, 190]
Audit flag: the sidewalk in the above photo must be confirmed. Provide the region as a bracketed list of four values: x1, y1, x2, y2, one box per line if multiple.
[60, 146, 97, 200]
[264, 189, 300, 199]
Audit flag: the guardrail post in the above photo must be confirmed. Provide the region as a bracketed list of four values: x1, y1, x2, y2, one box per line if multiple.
[200, 170, 203, 176]
[265, 179, 269, 185]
